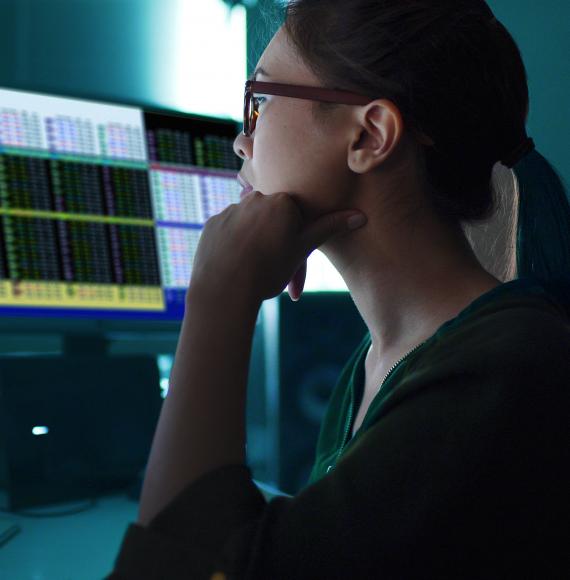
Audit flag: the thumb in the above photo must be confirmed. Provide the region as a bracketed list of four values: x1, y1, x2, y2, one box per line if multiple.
[300, 210, 367, 252]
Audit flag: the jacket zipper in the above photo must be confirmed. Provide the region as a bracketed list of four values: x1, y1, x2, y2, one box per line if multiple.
[326, 339, 428, 474]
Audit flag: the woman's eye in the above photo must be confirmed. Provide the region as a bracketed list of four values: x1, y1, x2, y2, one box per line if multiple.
[254, 96, 267, 107]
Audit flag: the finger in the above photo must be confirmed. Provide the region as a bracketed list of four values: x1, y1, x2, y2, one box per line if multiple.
[287, 260, 307, 302]
[300, 211, 367, 253]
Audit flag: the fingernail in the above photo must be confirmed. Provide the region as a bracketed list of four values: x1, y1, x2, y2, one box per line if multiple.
[347, 214, 366, 230]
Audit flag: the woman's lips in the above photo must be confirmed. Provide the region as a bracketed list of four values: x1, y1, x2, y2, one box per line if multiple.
[240, 185, 253, 200]
[238, 173, 254, 198]
[237, 173, 252, 189]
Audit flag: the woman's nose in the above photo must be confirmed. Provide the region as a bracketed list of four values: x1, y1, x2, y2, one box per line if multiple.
[233, 131, 252, 160]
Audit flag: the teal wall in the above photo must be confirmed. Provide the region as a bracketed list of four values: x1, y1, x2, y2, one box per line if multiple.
[0, 0, 246, 120]
[0, 0, 152, 107]
[246, 0, 569, 189]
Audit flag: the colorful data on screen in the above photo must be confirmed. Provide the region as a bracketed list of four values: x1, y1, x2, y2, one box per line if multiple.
[0, 87, 241, 320]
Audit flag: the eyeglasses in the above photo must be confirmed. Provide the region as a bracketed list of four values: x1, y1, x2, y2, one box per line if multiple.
[243, 79, 373, 137]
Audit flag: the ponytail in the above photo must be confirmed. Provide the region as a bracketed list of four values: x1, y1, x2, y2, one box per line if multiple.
[512, 149, 570, 283]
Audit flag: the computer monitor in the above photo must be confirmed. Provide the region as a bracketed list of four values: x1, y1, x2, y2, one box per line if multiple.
[0, 86, 242, 327]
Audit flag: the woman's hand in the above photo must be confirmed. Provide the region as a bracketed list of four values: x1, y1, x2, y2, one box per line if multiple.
[189, 190, 367, 304]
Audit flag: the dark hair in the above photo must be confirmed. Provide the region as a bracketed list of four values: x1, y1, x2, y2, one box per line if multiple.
[267, 0, 570, 283]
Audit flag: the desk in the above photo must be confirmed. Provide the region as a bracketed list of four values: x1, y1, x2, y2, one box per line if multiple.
[0, 493, 138, 580]
[0, 480, 290, 579]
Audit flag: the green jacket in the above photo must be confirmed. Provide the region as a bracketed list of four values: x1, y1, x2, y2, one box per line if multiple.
[108, 275, 570, 579]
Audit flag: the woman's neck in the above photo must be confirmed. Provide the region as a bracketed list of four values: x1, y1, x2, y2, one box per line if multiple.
[320, 203, 502, 361]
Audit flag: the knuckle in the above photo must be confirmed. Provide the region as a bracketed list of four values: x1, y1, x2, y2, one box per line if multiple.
[204, 212, 220, 226]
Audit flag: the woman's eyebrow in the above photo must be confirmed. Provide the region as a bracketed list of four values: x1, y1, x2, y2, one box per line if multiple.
[248, 67, 270, 81]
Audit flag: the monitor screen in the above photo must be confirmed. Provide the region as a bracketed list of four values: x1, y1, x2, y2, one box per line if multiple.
[0, 87, 242, 321]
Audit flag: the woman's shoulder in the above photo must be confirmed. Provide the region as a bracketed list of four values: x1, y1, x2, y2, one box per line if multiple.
[411, 277, 570, 387]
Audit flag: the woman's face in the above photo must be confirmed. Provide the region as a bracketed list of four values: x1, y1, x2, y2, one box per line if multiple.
[232, 26, 357, 222]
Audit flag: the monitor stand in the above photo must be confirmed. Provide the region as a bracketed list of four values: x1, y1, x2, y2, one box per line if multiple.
[61, 333, 154, 504]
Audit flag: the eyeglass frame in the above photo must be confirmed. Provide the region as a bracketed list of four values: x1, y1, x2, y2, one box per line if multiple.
[243, 79, 373, 137]
[243, 80, 434, 146]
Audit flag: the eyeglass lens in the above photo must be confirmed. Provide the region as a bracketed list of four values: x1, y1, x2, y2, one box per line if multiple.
[244, 91, 258, 136]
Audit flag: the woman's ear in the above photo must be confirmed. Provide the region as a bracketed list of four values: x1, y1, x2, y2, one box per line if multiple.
[347, 99, 404, 174]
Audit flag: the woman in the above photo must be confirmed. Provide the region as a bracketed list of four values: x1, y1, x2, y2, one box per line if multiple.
[108, 1, 570, 578]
